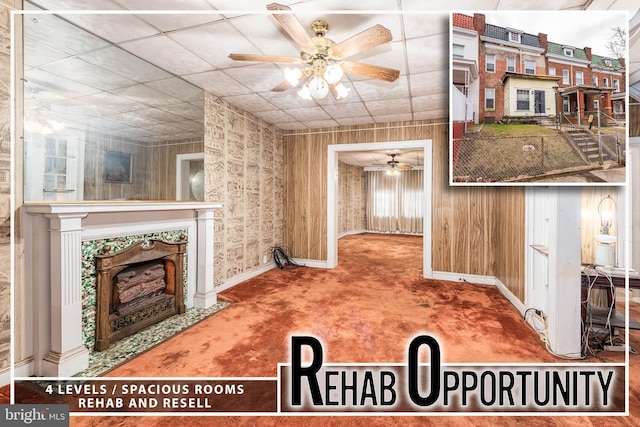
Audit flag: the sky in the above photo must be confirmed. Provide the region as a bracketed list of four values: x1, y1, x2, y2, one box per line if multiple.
[481, 10, 629, 58]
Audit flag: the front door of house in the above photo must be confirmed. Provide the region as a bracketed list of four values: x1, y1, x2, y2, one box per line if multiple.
[534, 90, 546, 115]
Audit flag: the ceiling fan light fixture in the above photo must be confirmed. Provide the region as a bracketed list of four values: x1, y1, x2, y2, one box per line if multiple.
[308, 75, 329, 99]
[334, 82, 350, 99]
[298, 84, 313, 100]
[386, 168, 400, 176]
[284, 67, 302, 86]
[324, 63, 343, 84]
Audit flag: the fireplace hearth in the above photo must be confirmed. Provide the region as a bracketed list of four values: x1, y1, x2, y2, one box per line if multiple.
[95, 239, 186, 351]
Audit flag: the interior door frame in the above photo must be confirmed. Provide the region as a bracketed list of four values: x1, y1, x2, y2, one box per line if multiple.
[327, 140, 433, 278]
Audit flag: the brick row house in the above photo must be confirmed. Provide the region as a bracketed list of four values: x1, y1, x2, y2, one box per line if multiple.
[452, 13, 626, 135]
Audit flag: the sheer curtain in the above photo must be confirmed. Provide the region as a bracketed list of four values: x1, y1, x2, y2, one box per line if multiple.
[366, 170, 423, 234]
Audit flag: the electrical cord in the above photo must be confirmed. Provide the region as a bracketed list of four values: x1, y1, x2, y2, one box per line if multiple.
[271, 246, 300, 269]
[524, 307, 586, 360]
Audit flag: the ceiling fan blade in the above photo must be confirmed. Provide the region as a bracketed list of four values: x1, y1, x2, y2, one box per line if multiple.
[396, 163, 413, 170]
[272, 80, 292, 92]
[331, 24, 393, 59]
[341, 61, 400, 82]
[229, 53, 299, 63]
[267, 3, 317, 54]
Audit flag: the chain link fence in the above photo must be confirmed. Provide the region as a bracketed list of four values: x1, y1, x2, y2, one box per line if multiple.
[452, 134, 588, 182]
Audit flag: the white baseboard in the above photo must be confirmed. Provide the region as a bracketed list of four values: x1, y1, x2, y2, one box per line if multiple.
[292, 258, 331, 269]
[0, 368, 10, 387]
[338, 229, 367, 239]
[215, 262, 276, 293]
[432, 271, 497, 286]
[495, 278, 526, 316]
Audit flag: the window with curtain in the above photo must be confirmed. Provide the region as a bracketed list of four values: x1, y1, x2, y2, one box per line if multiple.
[366, 170, 423, 234]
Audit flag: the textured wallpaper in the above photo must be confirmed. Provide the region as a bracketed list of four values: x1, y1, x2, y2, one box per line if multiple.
[204, 94, 285, 286]
[338, 161, 366, 236]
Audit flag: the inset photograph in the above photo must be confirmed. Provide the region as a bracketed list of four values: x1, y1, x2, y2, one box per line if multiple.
[451, 11, 627, 184]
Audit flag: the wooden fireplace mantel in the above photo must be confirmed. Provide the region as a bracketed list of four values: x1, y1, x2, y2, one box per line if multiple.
[23, 201, 222, 377]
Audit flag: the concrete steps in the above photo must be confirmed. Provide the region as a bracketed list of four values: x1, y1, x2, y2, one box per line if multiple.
[566, 130, 609, 163]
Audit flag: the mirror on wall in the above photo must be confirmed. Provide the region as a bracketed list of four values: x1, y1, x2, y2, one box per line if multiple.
[22, 4, 205, 202]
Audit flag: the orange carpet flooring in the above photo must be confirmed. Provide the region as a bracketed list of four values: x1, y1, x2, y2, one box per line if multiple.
[3, 233, 639, 426]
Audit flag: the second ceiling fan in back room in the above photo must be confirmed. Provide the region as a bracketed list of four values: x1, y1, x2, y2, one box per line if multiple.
[228, 3, 400, 100]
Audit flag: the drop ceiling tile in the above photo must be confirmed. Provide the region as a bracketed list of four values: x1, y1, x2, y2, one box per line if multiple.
[110, 84, 184, 107]
[169, 21, 261, 69]
[408, 70, 448, 97]
[39, 58, 137, 91]
[164, 119, 204, 132]
[373, 112, 413, 122]
[413, 109, 449, 120]
[142, 13, 223, 33]
[273, 121, 307, 130]
[159, 102, 204, 121]
[119, 35, 214, 75]
[130, 107, 185, 123]
[22, 12, 111, 56]
[406, 35, 448, 75]
[59, 12, 161, 44]
[352, 75, 409, 102]
[251, 109, 296, 124]
[77, 46, 173, 83]
[225, 64, 288, 93]
[222, 94, 277, 113]
[402, 12, 449, 40]
[321, 100, 371, 118]
[304, 119, 340, 128]
[259, 90, 320, 110]
[399, 0, 497, 11]
[364, 97, 412, 116]
[335, 116, 375, 126]
[226, 14, 300, 57]
[343, 40, 406, 76]
[73, 92, 148, 114]
[145, 77, 204, 103]
[182, 70, 252, 96]
[104, 111, 163, 127]
[411, 93, 448, 112]
[282, 106, 331, 122]
[24, 69, 103, 99]
[23, 38, 70, 68]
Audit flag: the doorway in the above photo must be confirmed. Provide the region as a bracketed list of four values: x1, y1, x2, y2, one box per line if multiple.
[326, 140, 433, 278]
[534, 90, 546, 115]
[176, 153, 204, 201]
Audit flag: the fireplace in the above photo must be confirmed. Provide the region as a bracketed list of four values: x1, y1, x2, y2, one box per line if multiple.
[94, 238, 187, 351]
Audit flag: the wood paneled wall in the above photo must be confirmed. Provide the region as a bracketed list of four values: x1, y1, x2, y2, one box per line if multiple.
[283, 120, 526, 300]
[630, 103, 640, 137]
[494, 187, 526, 301]
[83, 133, 149, 200]
[147, 139, 203, 200]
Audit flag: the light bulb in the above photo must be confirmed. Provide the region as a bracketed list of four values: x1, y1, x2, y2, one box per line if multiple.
[334, 82, 350, 100]
[284, 67, 302, 86]
[298, 85, 312, 100]
[308, 75, 329, 99]
[324, 63, 343, 84]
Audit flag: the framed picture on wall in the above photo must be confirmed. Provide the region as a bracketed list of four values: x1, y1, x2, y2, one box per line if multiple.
[105, 151, 132, 183]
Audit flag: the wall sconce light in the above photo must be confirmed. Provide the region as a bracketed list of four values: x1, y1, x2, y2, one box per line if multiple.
[594, 194, 617, 267]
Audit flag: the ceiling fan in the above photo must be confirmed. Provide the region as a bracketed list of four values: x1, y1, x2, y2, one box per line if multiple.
[386, 153, 413, 170]
[228, 3, 400, 100]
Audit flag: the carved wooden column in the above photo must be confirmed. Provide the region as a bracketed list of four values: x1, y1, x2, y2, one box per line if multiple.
[193, 207, 217, 308]
[42, 213, 89, 377]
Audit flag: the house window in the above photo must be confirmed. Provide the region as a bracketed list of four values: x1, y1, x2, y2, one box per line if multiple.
[575, 71, 584, 85]
[509, 32, 521, 43]
[562, 69, 569, 85]
[525, 60, 535, 75]
[592, 75, 598, 86]
[516, 89, 530, 110]
[452, 44, 464, 58]
[613, 79, 619, 91]
[605, 59, 612, 67]
[594, 99, 600, 111]
[563, 96, 570, 113]
[485, 88, 495, 110]
[486, 54, 495, 72]
[506, 57, 515, 72]
[564, 48, 574, 57]
[603, 78, 609, 87]
[549, 67, 556, 76]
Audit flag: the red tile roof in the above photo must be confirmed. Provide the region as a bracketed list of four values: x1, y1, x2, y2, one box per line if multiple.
[452, 13, 474, 30]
